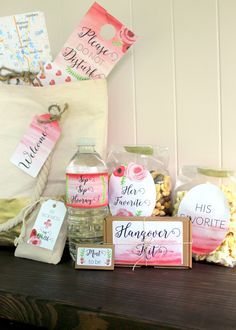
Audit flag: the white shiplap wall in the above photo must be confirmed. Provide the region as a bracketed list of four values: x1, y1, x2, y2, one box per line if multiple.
[2, 0, 236, 182]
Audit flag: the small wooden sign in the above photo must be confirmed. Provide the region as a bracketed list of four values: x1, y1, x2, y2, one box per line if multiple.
[75, 244, 115, 270]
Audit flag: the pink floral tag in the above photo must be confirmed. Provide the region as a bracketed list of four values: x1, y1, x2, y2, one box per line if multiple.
[10, 114, 61, 178]
[54, 2, 137, 80]
[109, 162, 156, 216]
[27, 200, 67, 250]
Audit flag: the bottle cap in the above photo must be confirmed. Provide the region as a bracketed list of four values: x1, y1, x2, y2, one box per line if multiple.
[78, 137, 95, 146]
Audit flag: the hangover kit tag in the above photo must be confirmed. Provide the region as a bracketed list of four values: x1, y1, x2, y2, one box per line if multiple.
[27, 199, 67, 250]
[10, 114, 61, 177]
[54, 2, 137, 80]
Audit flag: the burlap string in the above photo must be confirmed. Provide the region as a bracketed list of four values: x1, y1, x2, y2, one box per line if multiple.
[37, 103, 69, 124]
[132, 218, 149, 271]
[0, 154, 52, 234]
[130, 219, 191, 270]
[0, 66, 42, 86]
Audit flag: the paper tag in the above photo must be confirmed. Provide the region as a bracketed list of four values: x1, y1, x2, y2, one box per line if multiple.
[75, 244, 114, 270]
[54, 2, 137, 80]
[10, 114, 61, 177]
[108, 163, 156, 216]
[178, 183, 230, 255]
[27, 200, 67, 250]
[112, 220, 184, 266]
[0, 11, 52, 74]
[36, 61, 77, 86]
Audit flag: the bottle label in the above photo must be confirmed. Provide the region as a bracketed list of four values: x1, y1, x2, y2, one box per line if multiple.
[177, 183, 230, 255]
[66, 173, 108, 208]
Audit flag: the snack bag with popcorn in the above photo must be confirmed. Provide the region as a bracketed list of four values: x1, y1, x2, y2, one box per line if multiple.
[173, 166, 236, 267]
[107, 146, 171, 217]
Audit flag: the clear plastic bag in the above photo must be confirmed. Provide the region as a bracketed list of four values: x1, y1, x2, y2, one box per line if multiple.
[173, 166, 236, 267]
[107, 145, 171, 217]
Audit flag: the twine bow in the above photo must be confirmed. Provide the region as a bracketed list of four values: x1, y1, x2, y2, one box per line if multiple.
[37, 103, 69, 124]
[0, 66, 42, 86]
[132, 239, 151, 271]
[132, 218, 149, 271]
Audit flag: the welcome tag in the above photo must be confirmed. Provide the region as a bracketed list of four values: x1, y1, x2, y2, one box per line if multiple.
[10, 114, 61, 177]
[75, 244, 114, 270]
[27, 199, 67, 250]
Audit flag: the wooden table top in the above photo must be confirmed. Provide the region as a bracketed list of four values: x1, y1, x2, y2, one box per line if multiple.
[0, 246, 235, 330]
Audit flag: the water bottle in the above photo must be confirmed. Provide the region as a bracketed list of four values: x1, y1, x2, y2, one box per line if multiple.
[66, 138, 108, 260]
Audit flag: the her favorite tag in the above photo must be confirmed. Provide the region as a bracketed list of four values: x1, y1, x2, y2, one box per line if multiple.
[10, 114, 61, 177]
[109, 162, 156, 216]
[27, 199, 67, 250]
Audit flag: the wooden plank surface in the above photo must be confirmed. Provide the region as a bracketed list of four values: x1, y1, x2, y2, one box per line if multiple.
[0, 247, 236, 329]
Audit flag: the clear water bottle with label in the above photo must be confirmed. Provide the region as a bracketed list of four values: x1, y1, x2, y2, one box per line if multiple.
[66, 138, 108, 260]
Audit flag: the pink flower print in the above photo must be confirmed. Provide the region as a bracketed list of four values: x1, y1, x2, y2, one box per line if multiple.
[80, 257, 85, 264]
[44, 219, 52, 228]
[119, 27, 136, 53]
[126, 163, 147, 181]
[116, 209, 134, 217]
[30, 228, 37, 238]
[122, 43, 131, 53]
[28, 236, 41, 246]
[113, 165, 126, 177]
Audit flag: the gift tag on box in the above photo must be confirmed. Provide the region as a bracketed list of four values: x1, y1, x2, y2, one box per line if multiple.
[0, 11, 52, 74]
[10, 114, 61, 177]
